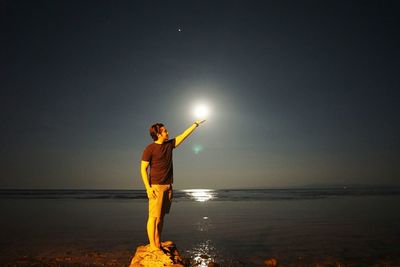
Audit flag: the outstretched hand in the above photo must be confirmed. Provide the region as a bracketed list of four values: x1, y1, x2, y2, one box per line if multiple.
[195, 119, 206, 125]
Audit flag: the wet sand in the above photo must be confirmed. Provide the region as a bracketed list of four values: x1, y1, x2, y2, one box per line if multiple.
[1, 247, 132, 267]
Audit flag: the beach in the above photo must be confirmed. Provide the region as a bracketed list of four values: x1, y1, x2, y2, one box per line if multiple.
[1, 188, 400, 266]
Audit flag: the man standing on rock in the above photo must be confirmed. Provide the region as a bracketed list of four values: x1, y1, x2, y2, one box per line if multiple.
[141, 120, 205, 253]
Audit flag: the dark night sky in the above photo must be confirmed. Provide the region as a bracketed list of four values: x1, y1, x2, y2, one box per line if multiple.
[1, 1, 399, 189]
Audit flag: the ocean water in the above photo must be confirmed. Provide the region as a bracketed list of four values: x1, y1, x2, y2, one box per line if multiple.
[1, 187, 400, 266]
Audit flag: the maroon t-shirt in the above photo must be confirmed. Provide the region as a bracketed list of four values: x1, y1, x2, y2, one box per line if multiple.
[141, 139, 176, 185]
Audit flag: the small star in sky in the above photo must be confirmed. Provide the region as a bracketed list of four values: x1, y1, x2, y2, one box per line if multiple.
[177, 28, 182, 32]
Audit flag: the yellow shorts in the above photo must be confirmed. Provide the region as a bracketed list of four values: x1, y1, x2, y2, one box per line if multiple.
[148, 184, 173, 218]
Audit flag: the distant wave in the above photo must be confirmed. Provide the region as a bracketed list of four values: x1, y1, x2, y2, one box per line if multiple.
[1, 187, 400, 201]
[0, 190, 147, 200]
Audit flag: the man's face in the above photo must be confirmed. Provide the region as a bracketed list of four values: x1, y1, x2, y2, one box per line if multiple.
[158, 127, 169, 141]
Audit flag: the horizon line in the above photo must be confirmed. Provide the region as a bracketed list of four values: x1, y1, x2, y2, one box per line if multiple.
[1, 184, 400, 191]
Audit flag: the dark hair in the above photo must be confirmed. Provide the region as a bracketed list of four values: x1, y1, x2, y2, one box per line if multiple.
[149, 123, 164, 141]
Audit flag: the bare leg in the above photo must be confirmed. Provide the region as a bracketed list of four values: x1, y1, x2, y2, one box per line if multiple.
[154, 216, 164, 248]
[147, 216, 159, 249]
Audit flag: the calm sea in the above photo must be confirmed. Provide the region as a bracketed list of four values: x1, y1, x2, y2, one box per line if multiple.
[1, 187, 400, 266]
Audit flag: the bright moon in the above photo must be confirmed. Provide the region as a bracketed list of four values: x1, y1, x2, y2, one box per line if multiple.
[193, 105, 210, 119]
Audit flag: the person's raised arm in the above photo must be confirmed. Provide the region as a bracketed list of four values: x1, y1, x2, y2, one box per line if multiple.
[175, 119, 205, 148]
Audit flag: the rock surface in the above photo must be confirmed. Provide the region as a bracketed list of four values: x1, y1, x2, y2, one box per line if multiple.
[130, 241, 185, 267]
[264, 257, 278, 267]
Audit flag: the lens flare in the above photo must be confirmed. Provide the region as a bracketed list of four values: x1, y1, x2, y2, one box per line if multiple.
[192, 144, 203, 154]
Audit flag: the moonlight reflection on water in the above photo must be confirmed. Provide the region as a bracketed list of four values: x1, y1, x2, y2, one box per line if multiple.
[182, 189, 216, 202]
[190, 240, 217, 267]
[182, 189, 220, 266]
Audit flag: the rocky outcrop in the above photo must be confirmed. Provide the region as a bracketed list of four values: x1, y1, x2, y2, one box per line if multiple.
[264, 258, 278, 266]
[130, 241, 185, 267]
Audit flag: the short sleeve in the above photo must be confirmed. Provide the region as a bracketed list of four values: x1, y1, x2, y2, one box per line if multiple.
[163, 139, 176, 149]
[141, 146, 152, 162]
